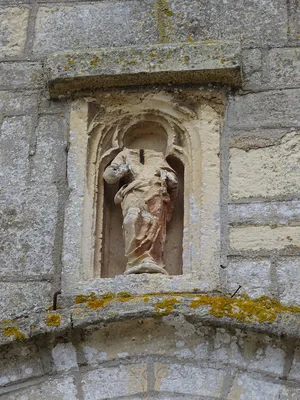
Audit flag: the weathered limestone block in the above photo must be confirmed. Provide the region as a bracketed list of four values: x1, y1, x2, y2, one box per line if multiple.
[0, 282, 52, 320]
[228, 373, 284, 399]
[0, 186, 58, 279]
[241, 48, 262, 90]
[229, 90, 300, 129]
[33, 3, 158, 56]
[210, 329, 286, 377]
[229, 127, 290, 151]
[0, 91, 38, 116]
[0, 62, 43, 90]
[224, 260, 272, 297]
[31, 115, 67, 184]
[0, 342, 44, 387]
[228, 201, 300, 226]
[33, 0, 287, 56]
[169, 0, 287, 46]
[289, 344, 300, 381]
[76, 317, 211, 366]
[154, 362, 227, 397]
[0, 376, 78, 400]
[0, 116, 32, 186]
[277, 258, 300, 306]
[51, 343, 78, 372]
[229, 226, 300, 253]
[268, 48, 300, 89]
[229, 132, 300, 200]
[81, 364, 147, 399]
[288, 0, 300, 40]
[0, 7, 29, 58]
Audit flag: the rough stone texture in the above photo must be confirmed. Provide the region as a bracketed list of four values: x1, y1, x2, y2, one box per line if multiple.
[229, 132, 300, 200]
[0, 376, 78, 400]
[229, 226, 300, 253]
[0, 7, 29, 58]
[289, 344, 300, 381]
[0, 62, 43, 90]
[0, 185, 58, 279]
[229, 90, 300, 129]
[81, 364, 147, 399]
[51, 343, 78, 372]
[228, 374, 282, 399]
[277, 258, 300, 306]
[46, 42, 241, 98]
[268, 48, 300, 89]
[31, 115, 67, 184]
[0, 91, 39, 116]
[224, 260, 272, 297]
[0, 282, 52, 320]
[0, 342, 45, 387]
[228, 201, 300, 226]
[0, 116, 32, 186]
[154, 362, 226, 397]
[241, 48, 262, 90]
[33, 0, 288, 57]
[33, 3, 159, 56]
[1, 0, 300, 398]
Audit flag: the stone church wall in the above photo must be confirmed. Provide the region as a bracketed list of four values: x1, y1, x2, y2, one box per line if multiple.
[0, 0, 300, 398]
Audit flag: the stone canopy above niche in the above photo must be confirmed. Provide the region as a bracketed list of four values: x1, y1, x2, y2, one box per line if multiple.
[62, 89, 226, 297]
[45, 42, 241, 98]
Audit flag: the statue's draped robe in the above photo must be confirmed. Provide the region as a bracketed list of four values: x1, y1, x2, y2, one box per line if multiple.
[103, 148, 178, 273]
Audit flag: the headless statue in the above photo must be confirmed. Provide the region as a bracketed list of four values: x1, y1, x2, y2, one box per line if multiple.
[103, 148, 178, 275]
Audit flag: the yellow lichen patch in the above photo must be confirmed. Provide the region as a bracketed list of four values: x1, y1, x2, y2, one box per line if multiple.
[117, 292, 132, 299]
[154, 0, 173, 43]
[143, 296, 150, 303]
[2, 326, 26, 341]
[187, 34, 194, 43]
[75, 292, 97, 304]
[46, 313, 61, 327]
[90, 55, 100, 67]
[102, 292, 116, 300]
[154, 297, 180, 316]
[86, 299, 106, 310]
[0, 319, 13, 324]
[190, 295, 300, 323]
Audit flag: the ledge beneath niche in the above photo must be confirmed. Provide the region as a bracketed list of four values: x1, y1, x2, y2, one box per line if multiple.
[45, 41, 241, 98]
[1, 293, 300, 348]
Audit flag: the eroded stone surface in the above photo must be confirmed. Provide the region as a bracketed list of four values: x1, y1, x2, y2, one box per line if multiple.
[277, 258, 300, 305]
[0, 7, 29, 58]
[0, 282, 52, 320]
[0, 62, 43, 90]
[0, 376, 78, 400]
[81, 364, 147, 399]
[229, 132, 300, 200]
[224, 260, 272, 298]
[0, 342, 44, 387]
[229, 226, 300, 253]
[0, 186, 58, 279]
[0, 116, 32, 186]
[154, 362, 226, 397]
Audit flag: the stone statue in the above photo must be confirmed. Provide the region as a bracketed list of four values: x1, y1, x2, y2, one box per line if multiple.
[103, 147, 178, 275]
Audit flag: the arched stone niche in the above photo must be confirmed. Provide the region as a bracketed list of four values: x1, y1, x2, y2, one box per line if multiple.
[62, 90, 225, 296]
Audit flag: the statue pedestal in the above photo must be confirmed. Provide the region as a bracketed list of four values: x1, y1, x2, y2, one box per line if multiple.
[124, 261, 168, 275]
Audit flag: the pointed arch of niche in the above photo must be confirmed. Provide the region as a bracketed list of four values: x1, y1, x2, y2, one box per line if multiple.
[78, 92, 222, 281]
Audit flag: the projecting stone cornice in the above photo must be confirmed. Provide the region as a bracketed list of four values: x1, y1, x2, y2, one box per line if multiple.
[45, 41, 241, 98]
[1, 293, 300, 348]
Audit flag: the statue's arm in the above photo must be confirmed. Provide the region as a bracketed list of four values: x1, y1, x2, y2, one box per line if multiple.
[161, 170, 179, 221]
[103, 152, 129, 184]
